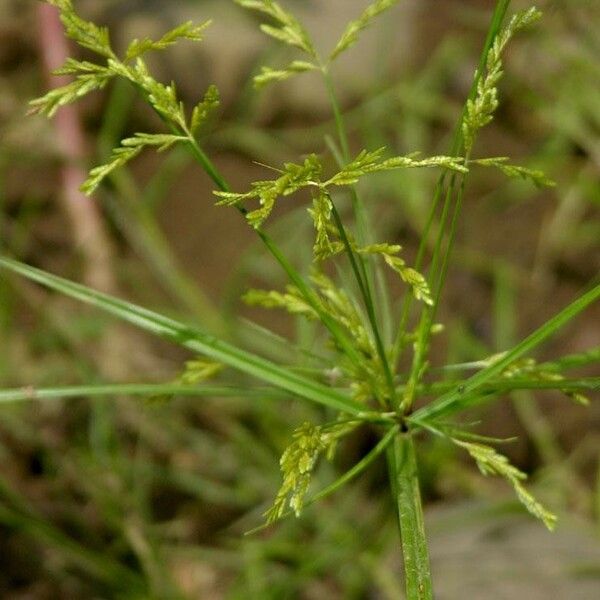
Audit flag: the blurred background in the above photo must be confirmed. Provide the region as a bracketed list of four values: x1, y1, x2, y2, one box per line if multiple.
[0, 0, 599, 597]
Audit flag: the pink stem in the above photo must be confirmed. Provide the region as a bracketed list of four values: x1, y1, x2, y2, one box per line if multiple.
[37, 3, 115, 293]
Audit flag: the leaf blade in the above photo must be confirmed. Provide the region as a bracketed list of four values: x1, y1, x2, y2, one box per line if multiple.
[0, 257, 365, 416]
[414, 283, 600, 423]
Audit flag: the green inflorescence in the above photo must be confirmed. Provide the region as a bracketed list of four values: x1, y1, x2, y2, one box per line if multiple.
[20, 2, 595, 597]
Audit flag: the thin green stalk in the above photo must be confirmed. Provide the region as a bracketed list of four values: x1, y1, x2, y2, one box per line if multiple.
[329, 198, 397, 407]
[323, 71, 370, 245]
[400, 0, 513, 408]
[436, 347, 600, 374]
[391, 175, 450, 366]
[402, 174, 468, 413]
[392, 0, 512, 364]
[322, 69, 385, 334]
[391, 434, 433, 600]
[128, 80, 364, 370]
[412, 377, 600, 397]
[183, 133, 230, 192]
[323, 70, 351, 162]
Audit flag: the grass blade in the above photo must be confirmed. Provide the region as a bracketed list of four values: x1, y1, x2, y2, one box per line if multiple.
[414, 283, 600, 423]
[0, 383, 288, 404]
[0, 256, 365, 416]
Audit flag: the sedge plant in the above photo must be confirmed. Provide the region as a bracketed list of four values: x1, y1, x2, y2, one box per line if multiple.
[1, 0, 599, 597]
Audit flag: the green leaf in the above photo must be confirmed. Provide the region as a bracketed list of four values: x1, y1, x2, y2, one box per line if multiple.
[0, 257, 367, 416]
[330, 0, 399, 61]
[413, 282, 600, 424]
[0, 384, 286, 405]
[125, 20, 211, 60]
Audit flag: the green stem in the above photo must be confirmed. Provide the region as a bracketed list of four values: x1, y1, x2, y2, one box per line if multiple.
[402, 174, 468, 413]
[399, 0, 513, 408]
[392, 0, 512, 365]
[323, 69, 379, 306]
[127, 80, 362, 370]
[391, 433, 433, 600]
[329, 198, 397, 407]
[184, 134, 230, 192]
[323, 70, 350, 162]
[174, 130, 366, 371]
[42, 374, 578, 412]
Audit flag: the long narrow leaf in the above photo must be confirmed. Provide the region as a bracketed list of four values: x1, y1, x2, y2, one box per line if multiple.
[0, 257, 365, 415]
[414, 283, 600, 423]
[0, 384, 287, 404]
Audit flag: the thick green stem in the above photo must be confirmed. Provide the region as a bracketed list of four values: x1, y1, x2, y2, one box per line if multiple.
[391, 433, 433, 600]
